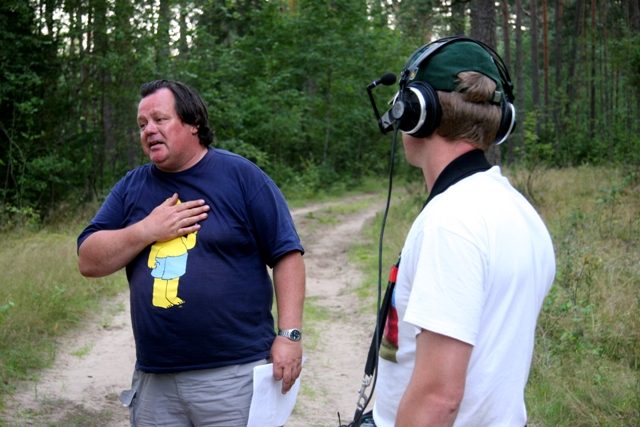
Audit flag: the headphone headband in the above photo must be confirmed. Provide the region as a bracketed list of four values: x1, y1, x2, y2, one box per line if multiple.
[384, 36, 516, 144]
[401, 36, 515, 103]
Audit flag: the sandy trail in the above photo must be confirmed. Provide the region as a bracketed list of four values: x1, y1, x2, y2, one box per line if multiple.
[3, 194, 383, 426]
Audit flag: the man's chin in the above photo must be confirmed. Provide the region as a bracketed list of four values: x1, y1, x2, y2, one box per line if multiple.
[148, 148, 168, 162]
[149, 155, 172, 170]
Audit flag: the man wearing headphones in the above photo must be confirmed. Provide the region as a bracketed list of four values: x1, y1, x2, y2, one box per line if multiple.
[77, 80, 305, 426]
[371, 37, 555, 426]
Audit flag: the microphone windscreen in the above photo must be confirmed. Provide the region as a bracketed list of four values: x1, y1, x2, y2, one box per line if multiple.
[379, 72, 397, 86]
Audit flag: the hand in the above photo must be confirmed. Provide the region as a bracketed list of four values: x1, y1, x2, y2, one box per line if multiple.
[271, 336, 303, 394]
[143, 193, 210, 243]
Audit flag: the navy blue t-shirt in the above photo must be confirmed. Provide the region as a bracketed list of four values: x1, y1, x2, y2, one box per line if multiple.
[77, 149, 304, 373]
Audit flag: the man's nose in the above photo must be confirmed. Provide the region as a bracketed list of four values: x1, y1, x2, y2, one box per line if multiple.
[143, 121, 158, 135]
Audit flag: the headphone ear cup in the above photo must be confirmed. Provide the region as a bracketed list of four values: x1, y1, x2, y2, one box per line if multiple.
[495, 100, 516, 145]
[393, 81, 442, 138]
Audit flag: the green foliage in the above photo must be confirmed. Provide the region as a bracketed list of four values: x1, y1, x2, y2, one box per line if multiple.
[0, 204, 41, 232]
[0, 1, 60, 213]
[611, 33, 640, 92]
[217, 138, 271, 169]
[1, 0, 639, 227]
[515, 111, 554, 168]
[193, 0, 405, 183]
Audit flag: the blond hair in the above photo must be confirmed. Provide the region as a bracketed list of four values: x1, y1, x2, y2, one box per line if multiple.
[436, 71, 502, 150]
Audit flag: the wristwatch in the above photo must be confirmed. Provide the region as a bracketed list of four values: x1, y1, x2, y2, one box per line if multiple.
[278, 328, 302, 342]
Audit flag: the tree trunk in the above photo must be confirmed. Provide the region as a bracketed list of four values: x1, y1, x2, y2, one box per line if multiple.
[178, 5, 189, 58]
[542, 0, 549, 112]
[554, 0, 564, 89]
[513, 0, 524, 160]
[530, 0, 540, 116]
[565, 0, 585, 117]
[602, 1, 610, 142]
[450, 0, 468, 35]
[501, 0, 511, 67]
[470, 0, 500, 164]
[94, 0, 109, 192]
[553, 0, 564, 150]
[156, 0, 171, 75]
[470, 0, 496, 46]
[631, 0, 640, 31]
[589, 0, 596, 139]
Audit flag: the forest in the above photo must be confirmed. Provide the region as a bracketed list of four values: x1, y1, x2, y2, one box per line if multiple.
[1, 0, 639, 224]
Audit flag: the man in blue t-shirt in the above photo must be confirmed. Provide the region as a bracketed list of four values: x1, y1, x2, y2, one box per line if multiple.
[77, 80, 305, 426]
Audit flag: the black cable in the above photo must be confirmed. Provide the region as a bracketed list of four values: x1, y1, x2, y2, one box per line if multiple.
[352, 123, 401, 425]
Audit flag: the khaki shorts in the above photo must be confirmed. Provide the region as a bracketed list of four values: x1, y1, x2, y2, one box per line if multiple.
[120, 359, 266, 427]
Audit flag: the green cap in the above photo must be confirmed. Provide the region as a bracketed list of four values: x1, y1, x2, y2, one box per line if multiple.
[406, 40, 504, 100]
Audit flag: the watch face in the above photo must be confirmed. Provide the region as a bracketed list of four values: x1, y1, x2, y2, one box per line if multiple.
[289, 329, 302, 341]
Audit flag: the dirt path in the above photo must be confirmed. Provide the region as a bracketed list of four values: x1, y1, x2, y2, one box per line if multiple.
[4, 194, 384, 426]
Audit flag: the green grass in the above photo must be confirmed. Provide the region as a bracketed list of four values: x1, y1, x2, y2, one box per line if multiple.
[513, 166, 640, 426]
[350, 165, 640, 426]
[0, 230, 127, 410]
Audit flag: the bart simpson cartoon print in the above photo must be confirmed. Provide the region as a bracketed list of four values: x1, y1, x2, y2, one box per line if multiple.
[147, 201, 198, 308]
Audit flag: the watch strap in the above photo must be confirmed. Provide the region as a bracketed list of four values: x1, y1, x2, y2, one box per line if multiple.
[278, 328, 302, 341]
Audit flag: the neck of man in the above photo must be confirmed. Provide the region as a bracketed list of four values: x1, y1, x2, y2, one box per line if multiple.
[421, 134, 478, 193]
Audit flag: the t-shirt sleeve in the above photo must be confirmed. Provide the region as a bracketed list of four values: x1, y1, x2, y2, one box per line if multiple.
[76, 180, 127, 251]
[246, 178, 304, 268]
[403, 224, 485, 346]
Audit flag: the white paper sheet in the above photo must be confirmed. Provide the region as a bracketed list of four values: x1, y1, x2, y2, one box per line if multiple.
[247, 363, 301, 427]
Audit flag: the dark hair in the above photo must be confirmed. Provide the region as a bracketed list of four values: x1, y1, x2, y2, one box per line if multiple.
[140, 80, 215, 146]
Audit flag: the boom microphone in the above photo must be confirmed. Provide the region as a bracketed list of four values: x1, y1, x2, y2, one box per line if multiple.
[367, 72, 398, 134]
[367, 72, 397, 89]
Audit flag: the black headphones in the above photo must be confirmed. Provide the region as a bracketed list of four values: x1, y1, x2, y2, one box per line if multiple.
[384, 36, 516, 145]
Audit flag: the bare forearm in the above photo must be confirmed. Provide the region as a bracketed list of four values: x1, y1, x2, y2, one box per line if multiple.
[271, 251, 305, 393]
[273, 251, 305, 329]
[78, 223, 150, 277]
